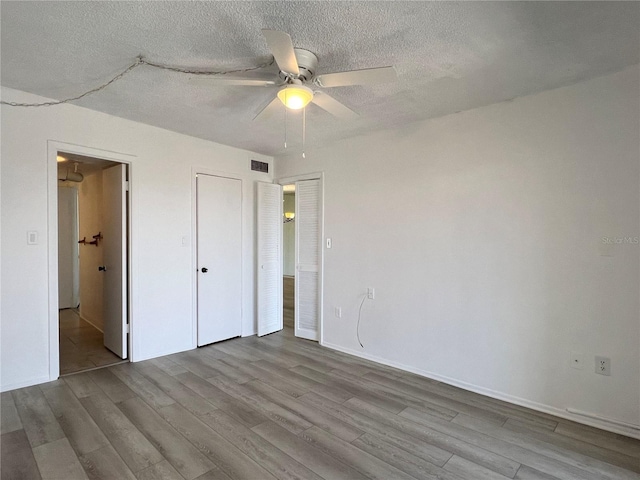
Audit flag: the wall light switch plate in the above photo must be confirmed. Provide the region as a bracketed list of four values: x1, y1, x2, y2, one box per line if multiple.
[367, 288, 375, 300]
[326, 238, 332, 249]
[335, 307, 342, 318]
[570, 351, 584, 370]
[27, 231, 38, 245]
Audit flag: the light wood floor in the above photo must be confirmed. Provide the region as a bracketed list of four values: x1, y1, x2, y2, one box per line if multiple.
[59, 309, 124, 375]
[2, 328, 639, 480]
[284, 276, 294, 329]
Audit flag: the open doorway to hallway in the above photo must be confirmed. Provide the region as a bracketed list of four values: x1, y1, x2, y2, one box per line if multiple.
[57, 151, 129, 375]
[282, 184, 296, 330]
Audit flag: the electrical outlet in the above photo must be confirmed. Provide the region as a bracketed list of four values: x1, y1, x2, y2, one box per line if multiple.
[367, 287, 375, 300]
[570, 351, 584, 370]
[334, 307, 342, 318]
[595, 356, 611, 376]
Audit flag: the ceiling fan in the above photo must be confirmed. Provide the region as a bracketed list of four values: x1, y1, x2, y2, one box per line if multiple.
[191, 29, 397, 121]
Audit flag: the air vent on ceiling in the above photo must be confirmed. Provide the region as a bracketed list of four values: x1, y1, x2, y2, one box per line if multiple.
[251, 159, 269, 173]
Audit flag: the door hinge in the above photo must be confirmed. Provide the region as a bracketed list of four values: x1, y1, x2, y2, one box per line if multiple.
[125, 181, 130, 192]
[126, 323, 130, 333]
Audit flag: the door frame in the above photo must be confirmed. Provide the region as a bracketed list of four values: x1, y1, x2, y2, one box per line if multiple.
[190, 167, 244, 349]
[47, 141, 135, 381]
[275, 172, 325, 345]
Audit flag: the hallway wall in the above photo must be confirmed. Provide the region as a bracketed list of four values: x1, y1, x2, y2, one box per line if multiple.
[283, 193, 296, 277]
[57, 185, 79, 309]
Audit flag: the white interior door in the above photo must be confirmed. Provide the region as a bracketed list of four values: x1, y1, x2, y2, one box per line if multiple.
[197, 174, 242, 346]
[257, 182, 283, 336]
[102, 164, 127, 358]
[295, 179, 321, 341]
[58, 186, 79, 309]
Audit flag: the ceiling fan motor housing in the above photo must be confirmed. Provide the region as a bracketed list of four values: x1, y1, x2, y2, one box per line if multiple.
[279, 48, 318, 83]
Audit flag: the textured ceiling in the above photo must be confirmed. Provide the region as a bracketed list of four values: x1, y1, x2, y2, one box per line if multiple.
[2, 1, 639, 156]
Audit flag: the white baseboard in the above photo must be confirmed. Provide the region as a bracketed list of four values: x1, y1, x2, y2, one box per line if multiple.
[322, 341, 640, 440]
[1, 375, 51, 393]
[78, 313, 103, 333]
[134, 344, 195, 363]
[566, 408, 640, 435]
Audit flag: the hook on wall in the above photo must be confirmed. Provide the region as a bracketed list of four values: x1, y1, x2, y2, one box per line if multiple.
[78, 233, 102, 246]
[89, 232, 102, 246]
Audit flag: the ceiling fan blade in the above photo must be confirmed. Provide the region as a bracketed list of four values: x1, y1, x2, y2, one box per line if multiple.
[190, 75, 276, 87]
[311, 92, 358, 120]
[314, 66, 397, 88]
[253, 96, 282, 121]
[262, 29, 300, 76]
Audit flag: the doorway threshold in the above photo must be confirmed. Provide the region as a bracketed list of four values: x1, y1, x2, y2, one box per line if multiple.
[60, 359, 128, 377]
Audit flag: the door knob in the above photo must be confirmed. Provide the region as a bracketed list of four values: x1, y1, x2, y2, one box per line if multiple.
[98, 266, 106, 271]
[201, 267, 208, 273]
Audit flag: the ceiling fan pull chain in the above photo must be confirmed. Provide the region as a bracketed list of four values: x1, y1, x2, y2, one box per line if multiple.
[284, 94, 288, 149]
[302, 107, 306, 159]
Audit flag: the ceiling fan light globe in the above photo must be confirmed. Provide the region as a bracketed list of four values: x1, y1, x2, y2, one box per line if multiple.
[277, 85, 313, 110]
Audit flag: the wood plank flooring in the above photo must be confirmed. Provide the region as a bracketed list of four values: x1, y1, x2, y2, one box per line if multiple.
[59, 309, 124, 375]
[2, 328, 639, 480]
[283, 276, 294, 329]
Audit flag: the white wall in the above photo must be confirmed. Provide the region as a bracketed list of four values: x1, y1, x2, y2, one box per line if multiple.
[283, 193, 296, 277]
[78, 170, 104, 331]
[276, 67, 640, 435]
[1, 87, 272, 391]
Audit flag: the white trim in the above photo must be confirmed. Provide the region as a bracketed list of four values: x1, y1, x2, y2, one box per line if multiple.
[126, 163, 134, 362]
[276, 173, 324, 344]
[47, 144, 60, 381]
[0, 376, 52, 393]
[134, 346, 194, 363]
[277, 172, 325, 184]
[566, 408, 640, 433]
[191, 167, 245, 347]
[78, 313, 103, 333]
[296, 328, 319, 342]
[47, 141, 136, 381]
[322, 341, 640, 440]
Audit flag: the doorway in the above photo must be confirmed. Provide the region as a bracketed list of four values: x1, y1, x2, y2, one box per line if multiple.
[57, 152, 129, 375]
[282, 184, 295, 330]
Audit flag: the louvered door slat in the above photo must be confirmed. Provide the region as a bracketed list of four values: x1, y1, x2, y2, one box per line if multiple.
[257, 182, 283, 336]
[295, 179, 320, 340]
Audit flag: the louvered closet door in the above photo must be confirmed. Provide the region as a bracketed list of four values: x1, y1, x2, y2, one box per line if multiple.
[257, 182, 283, 336]
[295, 179, 321, 341]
